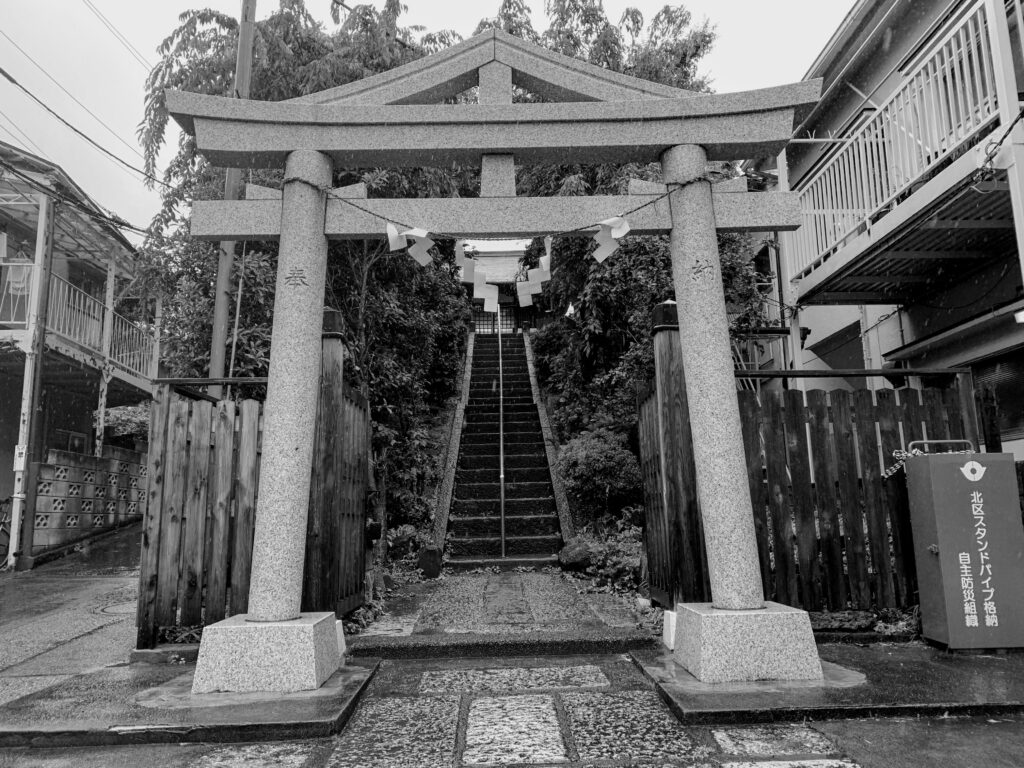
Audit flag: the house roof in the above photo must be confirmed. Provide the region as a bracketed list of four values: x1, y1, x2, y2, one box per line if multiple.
[0, 140, 137, 274]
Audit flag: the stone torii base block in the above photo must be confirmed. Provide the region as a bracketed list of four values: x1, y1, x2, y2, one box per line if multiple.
[673, 602, 822, 684]
[191, 613, 341, 694]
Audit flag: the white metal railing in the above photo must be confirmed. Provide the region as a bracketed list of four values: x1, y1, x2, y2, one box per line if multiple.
[788, 1, 1000, 280]
[109, 311, 154, 379]
[48, 275, 104, 351]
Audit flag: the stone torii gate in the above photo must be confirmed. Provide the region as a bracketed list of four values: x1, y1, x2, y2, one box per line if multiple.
[167, 28, 823, 693]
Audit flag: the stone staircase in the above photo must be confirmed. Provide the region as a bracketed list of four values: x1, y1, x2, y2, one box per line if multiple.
[447, 333, 562, 568]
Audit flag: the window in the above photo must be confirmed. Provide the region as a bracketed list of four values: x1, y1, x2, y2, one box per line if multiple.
[973, 348, 1024, 441]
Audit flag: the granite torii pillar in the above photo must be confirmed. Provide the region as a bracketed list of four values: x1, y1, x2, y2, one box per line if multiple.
[192, 149, 343, 694]
[661, 144, 821, 683]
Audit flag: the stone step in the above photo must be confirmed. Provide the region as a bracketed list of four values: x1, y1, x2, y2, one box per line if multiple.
[460, 442, 546, 456]
[448, 534, 562, 558]
[449, 514, 560, 538]
[461, 432, 544, 445]
[463, 419, 540, 434]
[466, 406, 539, 417]
[444, 554, 559, 572]
[458, 454, 547, 470]
[456, 466, 550, 484]
[455, 481, 552, 499]
[451, 497, 555, 516]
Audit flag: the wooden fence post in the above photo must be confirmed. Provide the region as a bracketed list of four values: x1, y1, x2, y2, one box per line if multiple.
[303, 309, 345, 613]
[651, 301, 707, 605]
[135, 384, 170, 649]
[957, 372, 982, 450]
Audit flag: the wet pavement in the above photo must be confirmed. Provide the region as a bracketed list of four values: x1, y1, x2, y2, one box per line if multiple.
[3, 528, 1024, 766]
[0, 524, 141, 709]
[348, 570, 659, 658]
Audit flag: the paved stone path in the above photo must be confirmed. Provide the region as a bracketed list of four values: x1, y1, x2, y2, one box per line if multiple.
[359, 571, 643, 638]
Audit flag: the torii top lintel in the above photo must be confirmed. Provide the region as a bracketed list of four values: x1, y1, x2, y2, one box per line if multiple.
[166, 28, 821, 169]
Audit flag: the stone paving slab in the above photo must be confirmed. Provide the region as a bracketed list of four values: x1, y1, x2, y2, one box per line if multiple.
[462, 694, 567, 764]
[420, 664, 609, 693]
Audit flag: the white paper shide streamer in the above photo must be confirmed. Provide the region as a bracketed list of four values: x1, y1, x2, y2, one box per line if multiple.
[386, 222, 435, 266]
[591, 216, 630, 263]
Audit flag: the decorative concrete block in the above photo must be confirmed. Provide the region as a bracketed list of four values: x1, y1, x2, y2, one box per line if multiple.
[674, 602, 822, 683]
[662, 609, 677, 650]
[191, 612, 340, 694]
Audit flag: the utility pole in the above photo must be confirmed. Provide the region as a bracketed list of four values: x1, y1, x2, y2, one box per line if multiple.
[209, 0, 257, 398]
[13, 196, 57, 571]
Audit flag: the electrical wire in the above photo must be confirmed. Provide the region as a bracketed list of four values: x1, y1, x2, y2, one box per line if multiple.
[0, 156, 151, 237]
[0, 29, 145, 161]
[0, 107, 50, 159]
[80, 0, 153, 71]
[0, 65, 171, 189]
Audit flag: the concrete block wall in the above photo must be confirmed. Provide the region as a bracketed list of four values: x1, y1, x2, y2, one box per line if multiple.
[31, 446, 147, 553]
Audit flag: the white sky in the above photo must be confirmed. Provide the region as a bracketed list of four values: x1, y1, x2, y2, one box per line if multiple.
[0, 1, 855, 244]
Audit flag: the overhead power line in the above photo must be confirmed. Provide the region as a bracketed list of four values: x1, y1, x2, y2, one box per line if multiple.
[80, 0, 153, 71]
[0, 29, 145, 161]
[0, 107, 51, 159]
[0, 64, 170, 189]
[0, 156, 151, 238]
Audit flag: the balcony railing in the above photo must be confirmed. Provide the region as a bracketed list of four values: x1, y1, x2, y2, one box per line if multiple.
[788, 0, 1001, 281]
[0, 270, 154, 381]
[48, 275, 104, 351]
[109, 310, 154, 379]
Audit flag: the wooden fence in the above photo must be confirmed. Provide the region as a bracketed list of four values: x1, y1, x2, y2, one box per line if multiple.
[638, 310, 982, 613]
[136, 319, 371, 648]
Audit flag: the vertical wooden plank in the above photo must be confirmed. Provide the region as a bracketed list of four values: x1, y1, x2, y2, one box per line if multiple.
[897, 389, 925, 604]
[807, 390, 846, 611]
[762, 391, 796, 605]
[638, 394, 667, 604]
[656, 327, 705, 604]
[135, 385, 170, 649]
[739, 390, 771, 597]
[229, 400, 260, 615]
[978, 386, 1002, 452]
[876, 389, 910, 608]
[178, 401, 211, 626]
[831, 390, 870, 608]
[944, 385, 967, 442]
[950, 374, 974, 448]
[852, 389, 895, 609]
[154, 399, 190, 626]
[922, 388, 950, 442]
[204, 400, 236, 623]
[302, 389, 327, 612]
[783, 389, 820, 610]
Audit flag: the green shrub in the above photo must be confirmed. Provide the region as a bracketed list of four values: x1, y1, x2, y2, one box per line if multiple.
[556, 429, 642, 524]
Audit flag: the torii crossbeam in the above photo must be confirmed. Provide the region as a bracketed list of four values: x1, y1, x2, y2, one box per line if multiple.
[168, 27, 824, 694]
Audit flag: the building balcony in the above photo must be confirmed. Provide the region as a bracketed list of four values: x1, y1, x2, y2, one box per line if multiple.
[786, 0, 1020, 305]
[0, 269, 155, 387]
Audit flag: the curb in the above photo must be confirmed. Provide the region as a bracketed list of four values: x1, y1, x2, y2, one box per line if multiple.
[349, 630, 659, 659]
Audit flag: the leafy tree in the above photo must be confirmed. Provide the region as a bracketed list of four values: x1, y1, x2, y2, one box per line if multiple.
[137, 2, 470, 534]
[508, 2, 770, 444]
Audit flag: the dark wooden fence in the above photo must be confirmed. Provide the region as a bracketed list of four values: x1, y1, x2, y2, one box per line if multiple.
[136, 318, 371, 648]
[639, 309, 983, 613]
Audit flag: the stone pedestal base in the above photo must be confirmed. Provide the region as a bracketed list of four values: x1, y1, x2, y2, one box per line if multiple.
[662, 610, 677, 650]
[192, 612, 341, 694]
[673, 602, 822, 683]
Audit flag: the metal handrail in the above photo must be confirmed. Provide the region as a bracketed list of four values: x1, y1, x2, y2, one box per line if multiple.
[788, 0, 999, 280]
[498, 320, 506, 558]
